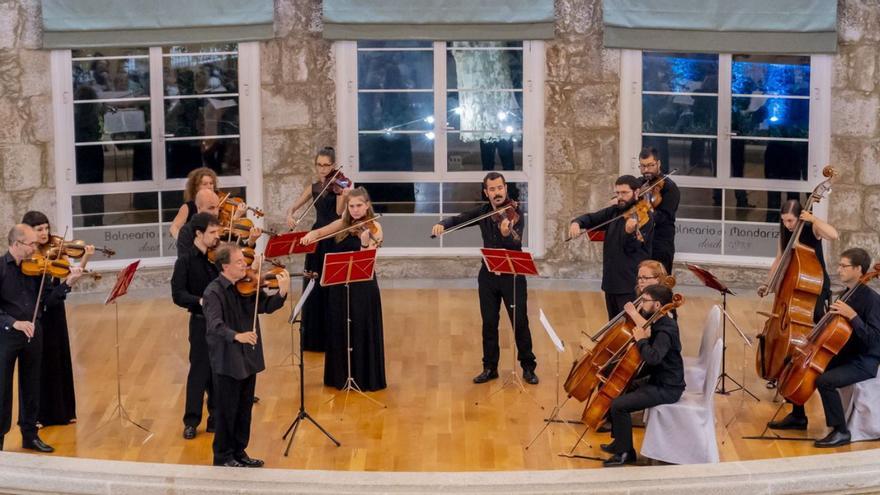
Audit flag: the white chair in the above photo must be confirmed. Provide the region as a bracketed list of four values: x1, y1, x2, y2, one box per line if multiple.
[840, 365, 880, 442]
[683, 305, 723, 391]
[640, 338, 723, 464]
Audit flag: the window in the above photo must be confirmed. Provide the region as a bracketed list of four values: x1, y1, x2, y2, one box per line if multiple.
[336, 41, 545, 256]
[620, 51, 832, 265]
[51, 43, 262, 267]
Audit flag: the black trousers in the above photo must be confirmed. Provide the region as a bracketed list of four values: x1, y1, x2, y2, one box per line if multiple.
[790, 357, 875, 429]
[604, 291, 636, 320]
[184, 315, 214, 428]
[212, 373, 256, 464]
[0, 328, 42, 443]
[478, 268, 536, 371]
[609, 383, 682, 454]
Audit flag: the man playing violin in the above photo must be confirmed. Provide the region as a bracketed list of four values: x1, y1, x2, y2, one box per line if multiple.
[203, 243, 289, 467]
[569, 175, 654, 320]
[769, 248, 880, 448]
[602, 284, 684, 467]
[177, 189, 260, 257]
[171, 213, 222, 440]
[638, 147, 680, 275]
[0, 224, 83, 452]
[431, 172, 538, 385]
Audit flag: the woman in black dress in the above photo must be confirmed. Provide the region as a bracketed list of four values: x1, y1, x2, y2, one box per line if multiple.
[286, 147, 348, 352]
[301, 187, 386, 391]
[21, 211, 87, 426]
[170, 167, 219, 239]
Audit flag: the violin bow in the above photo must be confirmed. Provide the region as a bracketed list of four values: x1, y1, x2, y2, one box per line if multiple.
[430, 203, 515, 239]
[29, 227, 69, 343]
[290, 169, 343, 231]
[249, 253, 264, 351]
[310, 214, 383, 244]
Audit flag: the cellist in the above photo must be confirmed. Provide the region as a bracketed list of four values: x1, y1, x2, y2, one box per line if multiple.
[779, 248, 880, 447]
[601, 284, 685, 467]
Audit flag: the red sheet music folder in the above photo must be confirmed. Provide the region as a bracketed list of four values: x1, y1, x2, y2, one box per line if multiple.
[104, 260, 140, 305]
[480, 248, 539, 276]
[321, 249, 377, 287]
[264, 231, 317, 258]
[686, 263, 735, 295]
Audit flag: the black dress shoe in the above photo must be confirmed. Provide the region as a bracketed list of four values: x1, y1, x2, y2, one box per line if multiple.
[599, 441, 616, 454]
[473, 369, 499, 384]
[603, 450, 637, 467]
[183, 425, 197, 440]
[768, 413, 808, 431]
[22, 436, 54, 453]
[235, 453, 265, 468]
[596, 419, 612, 433]
[523, 369, 539, 385]
[814, 429, 851, 448]
[214, 458, 247, 467]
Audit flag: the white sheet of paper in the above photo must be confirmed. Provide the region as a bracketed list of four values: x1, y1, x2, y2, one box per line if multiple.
[539, 309, 565, 353]
[292, 278, 316, 322]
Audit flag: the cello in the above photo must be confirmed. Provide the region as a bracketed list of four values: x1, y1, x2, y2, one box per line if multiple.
[777, 264, 880, 405]
[756, 166, 837, 381]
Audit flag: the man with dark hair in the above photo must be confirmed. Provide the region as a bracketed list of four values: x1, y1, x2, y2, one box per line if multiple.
[0, 224, 82, 452]
[203, 243, 289, 467]
[602, 283, 684, 467]
[431, 172, 538, 385]
[770, 247, 880, 448]
[570, 175, 655, 319]
[171, 212, 222, 440]
[176, 189, 260, 257]
[638, 147, 680, 275]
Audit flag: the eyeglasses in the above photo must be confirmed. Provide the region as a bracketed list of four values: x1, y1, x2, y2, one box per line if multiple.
[637, 276, 659, 281]
[316, 163, 335, 168]
[641, 298, 656, 304]
[16, 240, 37, 248]
[838, 263, 855, 268]
[638, 161, 659, 170]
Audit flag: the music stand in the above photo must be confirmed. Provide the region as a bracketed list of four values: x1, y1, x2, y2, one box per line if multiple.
[265, 232, 315, 368]
[95, 261, 153, 442]
[282, 278, 340, 455]
[478, 248, 542, 406]
[321, 249, 386, 413]
[686, 263, 759, 401]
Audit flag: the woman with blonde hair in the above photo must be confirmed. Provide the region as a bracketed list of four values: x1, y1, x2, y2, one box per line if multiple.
[636, 259, 668, 295]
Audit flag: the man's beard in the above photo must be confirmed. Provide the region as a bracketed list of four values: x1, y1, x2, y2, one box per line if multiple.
[639, 308, 654, 320]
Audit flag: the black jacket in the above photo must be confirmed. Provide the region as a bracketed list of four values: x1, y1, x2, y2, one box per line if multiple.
[171, 248, 219, 316]
[636, 315, 685, 390]
[0, 252, 70, 332]
[573, 205, 653, 294]
[836, 284, 880, 372]
[440, 203, 524, 251]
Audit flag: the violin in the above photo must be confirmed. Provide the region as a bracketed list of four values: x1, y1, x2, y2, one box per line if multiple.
[220, 218, 277, 241]
[350, 216, 383, 247]
[307, 215, 384, 245]
[221, 195, 264, 218]
[322, 169, 351, 196]
[21, 254, 101, 280]
[622, 198, 653, 243]
[491, 200, 521, 241]
[235, 267, 318, 296]
[44, 235, 115, 259]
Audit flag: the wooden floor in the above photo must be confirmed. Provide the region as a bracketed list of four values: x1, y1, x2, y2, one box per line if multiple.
[9, 284, 880, 470]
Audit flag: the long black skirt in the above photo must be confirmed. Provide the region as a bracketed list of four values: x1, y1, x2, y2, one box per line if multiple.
[324, 278, 386, 391]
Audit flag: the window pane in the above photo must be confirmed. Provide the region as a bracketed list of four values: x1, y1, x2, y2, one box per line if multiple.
[725, 222, 779, 257]
[358, 40, 432, 49]
[164, 43, 238, 55]
[357, 51, 433, 90]
[731, 97, 808, 139]
[678, 187, 722, 220]
[162, 54, 238, 95]
[358, 133, 433, 172]
[642, 52, 719, 93]
[357, 92, 433, 131]
[730, 139, 808, 181]
[164, 97, 239, 138]
[166, 138, 240, 178]
[74, 224, 163, 259]
[75, 142, 152, 183]
[72, 48, 148, 58]
[73, 56, 150, 99]
[675, 220, 722, 255]
[72, 192, 159, 227]
[74, 100, 151, 142]
[732, 55, 810, 96]
[359, 182, 439, 214]
[446, 91, 522, 131]
[642, 135, 716, 177]
[447, 43, 523, 90]
[725, 189, 809, 224]
[642, 94, 717, 135]
[448, 133, 522, 172]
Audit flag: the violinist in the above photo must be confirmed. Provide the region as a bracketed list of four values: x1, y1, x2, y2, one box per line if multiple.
[772, 248, 880, 448]
[569, 175, 654, 320]
[602, 284, 684, 467]
[301, 187, 387, 391]
[171, 213, 222, 440]
[203, 243, 289, 467]
[170, 167, 219, 240]
[285, 147, 348, 351]
[0, 224, 83, 453]
[176, 189, 259, 257]
[638, 148, 679, 274]
[430, 172, 538, 385]
[21, 211, 88, 429]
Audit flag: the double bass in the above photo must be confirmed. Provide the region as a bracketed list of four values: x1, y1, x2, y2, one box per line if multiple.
[756, 166, 837, 381]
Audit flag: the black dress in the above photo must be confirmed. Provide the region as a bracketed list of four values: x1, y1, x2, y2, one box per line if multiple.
[39, 279, 77, 425]
[301, 185, 340, 352]
[324, 234, 386, 391]
[184, 200, 197, 223]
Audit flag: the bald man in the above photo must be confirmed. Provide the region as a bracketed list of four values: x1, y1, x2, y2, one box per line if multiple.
[0, 224, 82, 452]
[176, 190, 260, 257]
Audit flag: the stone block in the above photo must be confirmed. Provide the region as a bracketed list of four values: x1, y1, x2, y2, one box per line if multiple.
[831, 137, 867, 183]
[572, 84, 618, 130]
[544, 128, 577, 173]
[843, 231, 880, 260]
[24, 96, 52, 143]
[832, 91, 879, 138]
[1, 144, 42, 191]
[863, 189, 880, 234]
[0, 3, 18, 50]
[554, 0, 601, 37]
[828, 185, 864, 231]
[0, 98, 24, 143]
[849, 45, 878, 92]
[18, 0, 42, 49]
[859, 141, 880, 185]
[839, 0, 880, 44]
[261, 89, 310, 130]
[573, 130, 618, 175]
[545, 82, 576, 128]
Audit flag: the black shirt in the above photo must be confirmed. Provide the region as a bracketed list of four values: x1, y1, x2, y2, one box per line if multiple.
[780, 221, 831, 294]
[203, 274, 286, 380]
[641, 177, 680, 249]
[171, 247, 219, 316]
[440, 203, 524, 251]
[635, 315, 685, 390]
[0, 252, 70, 332]
[177, 220, 251, 258]
[573, 205, 654, 294]
[835, 284, 880, 370]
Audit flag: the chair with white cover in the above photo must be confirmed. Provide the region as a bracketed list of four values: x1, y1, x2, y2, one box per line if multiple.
[840, 365, 880, 442]
[640, 338, 723, 464]
[683, 305, 723, 391]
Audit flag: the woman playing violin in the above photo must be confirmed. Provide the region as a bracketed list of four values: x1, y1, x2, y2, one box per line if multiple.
[301, 187, 386, 391]
[170, 167, 219, 240]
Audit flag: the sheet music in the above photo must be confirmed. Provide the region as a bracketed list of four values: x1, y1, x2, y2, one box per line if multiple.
[539, 309, 565, 353]
[291, 278, 316, 322]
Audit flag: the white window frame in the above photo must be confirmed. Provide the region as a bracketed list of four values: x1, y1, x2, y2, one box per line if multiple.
[50, 42, 264, 270]
[335, 40, 546, 258]
[619, 50, 832, 268]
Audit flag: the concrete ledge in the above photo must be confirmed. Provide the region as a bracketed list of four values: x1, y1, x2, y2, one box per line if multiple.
[3, 449, 880, 494]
